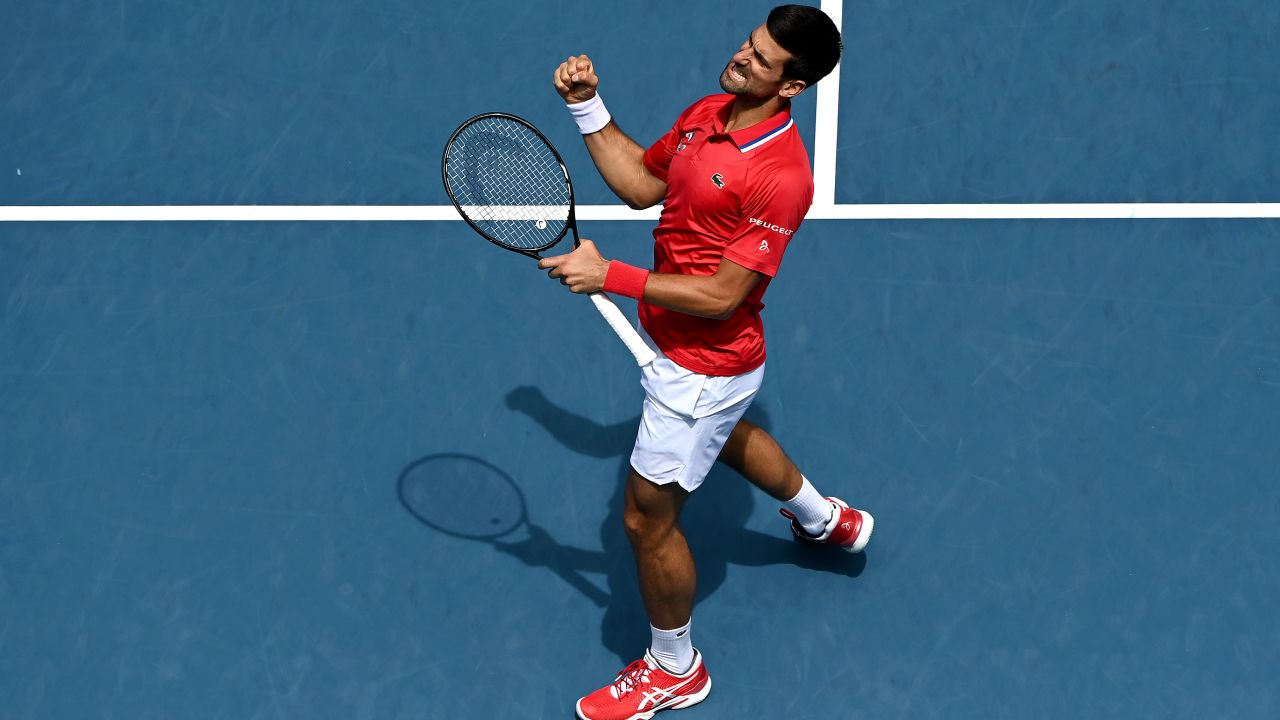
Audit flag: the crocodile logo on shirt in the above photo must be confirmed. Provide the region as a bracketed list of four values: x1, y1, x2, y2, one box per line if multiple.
[711, 173, 725, 189]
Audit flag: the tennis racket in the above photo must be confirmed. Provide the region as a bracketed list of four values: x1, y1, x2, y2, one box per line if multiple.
[441, 112, 657, 367]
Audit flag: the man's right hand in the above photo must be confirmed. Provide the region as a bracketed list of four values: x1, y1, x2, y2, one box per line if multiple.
[553, 54, 600, 104]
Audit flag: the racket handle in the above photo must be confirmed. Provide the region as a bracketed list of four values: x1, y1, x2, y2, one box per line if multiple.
[587, 292, 657, 367]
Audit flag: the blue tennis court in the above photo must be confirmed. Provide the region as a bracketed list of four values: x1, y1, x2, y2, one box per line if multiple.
[3, 2, 1278, 718]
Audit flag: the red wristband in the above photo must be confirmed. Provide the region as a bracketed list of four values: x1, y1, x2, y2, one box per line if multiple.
[603, 260, 650, 300]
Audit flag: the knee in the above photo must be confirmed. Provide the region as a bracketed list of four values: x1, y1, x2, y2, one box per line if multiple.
[623, 505, 676, 549]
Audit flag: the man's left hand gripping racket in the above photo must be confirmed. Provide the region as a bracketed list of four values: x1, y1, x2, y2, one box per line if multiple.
[442, 112, 657, 367]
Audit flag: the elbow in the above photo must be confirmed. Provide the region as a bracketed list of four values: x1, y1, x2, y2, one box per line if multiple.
[709, 298, 740, 321]
[623, 183, 666, 210]
[623, 190, 663, 210]
[704, 284, 752, 320]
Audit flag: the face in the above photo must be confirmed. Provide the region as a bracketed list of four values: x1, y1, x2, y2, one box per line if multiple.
[719, 24, 804, 99]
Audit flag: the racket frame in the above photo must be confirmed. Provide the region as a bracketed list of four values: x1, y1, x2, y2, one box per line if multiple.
[441, 112, 657, 367]
[441, 112, 581, 259]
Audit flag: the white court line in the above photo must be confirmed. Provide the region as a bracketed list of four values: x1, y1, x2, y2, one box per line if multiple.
[2, 204, 1279, 222]
[2, 1, 1275, 223]
[810, 203, 1280, 220]
[813, 0, 842, 209]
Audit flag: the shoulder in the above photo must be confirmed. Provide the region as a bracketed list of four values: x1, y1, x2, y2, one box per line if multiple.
[747, 137, 813, 196]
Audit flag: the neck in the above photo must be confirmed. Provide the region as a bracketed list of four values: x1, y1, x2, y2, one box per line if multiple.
[725, 95, 788, 133]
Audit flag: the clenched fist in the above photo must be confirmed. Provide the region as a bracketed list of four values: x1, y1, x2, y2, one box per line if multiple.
[553, 54, 600, 104]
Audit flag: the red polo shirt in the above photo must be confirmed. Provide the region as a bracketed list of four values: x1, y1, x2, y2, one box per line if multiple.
[640, 94, 813, 376]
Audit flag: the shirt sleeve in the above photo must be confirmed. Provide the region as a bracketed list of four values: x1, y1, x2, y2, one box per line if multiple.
[721, 164, 813, 277]
[642, 125, 679, 183]
[642, 98, 707, 183]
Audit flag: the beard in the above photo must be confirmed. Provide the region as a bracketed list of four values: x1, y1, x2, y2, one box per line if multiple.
[718, 63, 749, 95]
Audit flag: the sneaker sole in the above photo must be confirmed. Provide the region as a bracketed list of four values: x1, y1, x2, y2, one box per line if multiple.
[574, 678, 712, 720]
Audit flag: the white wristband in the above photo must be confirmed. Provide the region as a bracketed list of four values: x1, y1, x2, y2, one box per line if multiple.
[566, 94, 611, 135]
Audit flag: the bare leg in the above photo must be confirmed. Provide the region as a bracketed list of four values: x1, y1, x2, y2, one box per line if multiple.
[624, 467, 696, 630]
[717, 417, 804, 501]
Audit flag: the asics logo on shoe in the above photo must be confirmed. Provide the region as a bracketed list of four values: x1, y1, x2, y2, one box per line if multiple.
[639, 675, 702, 710]
[841, 521, 853, 532]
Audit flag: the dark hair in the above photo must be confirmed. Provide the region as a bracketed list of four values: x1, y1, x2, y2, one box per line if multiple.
[766, 5, 842, 86]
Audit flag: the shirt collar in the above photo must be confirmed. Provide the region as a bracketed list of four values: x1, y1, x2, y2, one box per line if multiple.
[711, 96, 795, 153]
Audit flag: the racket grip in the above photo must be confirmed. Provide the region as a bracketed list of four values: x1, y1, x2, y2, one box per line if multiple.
[587, 292, 657, 367]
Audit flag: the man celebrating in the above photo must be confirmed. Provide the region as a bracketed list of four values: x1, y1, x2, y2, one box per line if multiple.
[541, 6, 872, 718]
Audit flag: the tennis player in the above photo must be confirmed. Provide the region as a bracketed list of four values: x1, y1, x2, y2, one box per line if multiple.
[541, 6, 870, 718]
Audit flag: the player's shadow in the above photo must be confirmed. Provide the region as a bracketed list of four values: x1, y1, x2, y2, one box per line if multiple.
[502, 385, 865, 663]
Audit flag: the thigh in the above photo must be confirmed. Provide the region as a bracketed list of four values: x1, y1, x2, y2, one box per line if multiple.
[630, 394, 697, 487]
[625, 465, 690, 523]
[630, 389, 758, 493]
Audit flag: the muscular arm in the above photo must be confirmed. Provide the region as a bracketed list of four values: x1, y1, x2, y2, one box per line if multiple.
[581, 122, 668, 210]
[641, 258, 761, 320]
[549, 55, 759, 317]
[554, 55, 667, 210]
[539, 240, 761, 320]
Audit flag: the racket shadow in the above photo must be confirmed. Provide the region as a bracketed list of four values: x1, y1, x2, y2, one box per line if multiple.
[396, 453, 611, 608]
[504, 385, 866, 663]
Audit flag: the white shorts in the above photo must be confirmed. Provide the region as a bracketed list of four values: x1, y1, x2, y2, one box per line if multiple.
[629, 327, 765, 492]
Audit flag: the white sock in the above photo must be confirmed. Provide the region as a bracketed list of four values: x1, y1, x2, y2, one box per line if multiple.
[649, 620, 694, 675]
[785, 476, 835, 536]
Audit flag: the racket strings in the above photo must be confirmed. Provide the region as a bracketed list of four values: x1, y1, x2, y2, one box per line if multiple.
[444, 117, 572, 251]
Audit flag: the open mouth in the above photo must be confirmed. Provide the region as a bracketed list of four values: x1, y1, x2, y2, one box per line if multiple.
[727, 64, 747, 82]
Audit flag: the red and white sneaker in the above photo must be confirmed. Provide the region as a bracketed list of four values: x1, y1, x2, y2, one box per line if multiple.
[780, 496, 874, 553]
[575, 649, 711, 720]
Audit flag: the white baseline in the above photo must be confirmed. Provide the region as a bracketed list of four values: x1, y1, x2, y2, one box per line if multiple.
[1, 204, 1279, 222]
[2, 1, 1274, 223]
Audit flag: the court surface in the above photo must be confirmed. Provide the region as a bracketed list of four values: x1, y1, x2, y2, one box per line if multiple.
[2, 2, 1278, 718]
